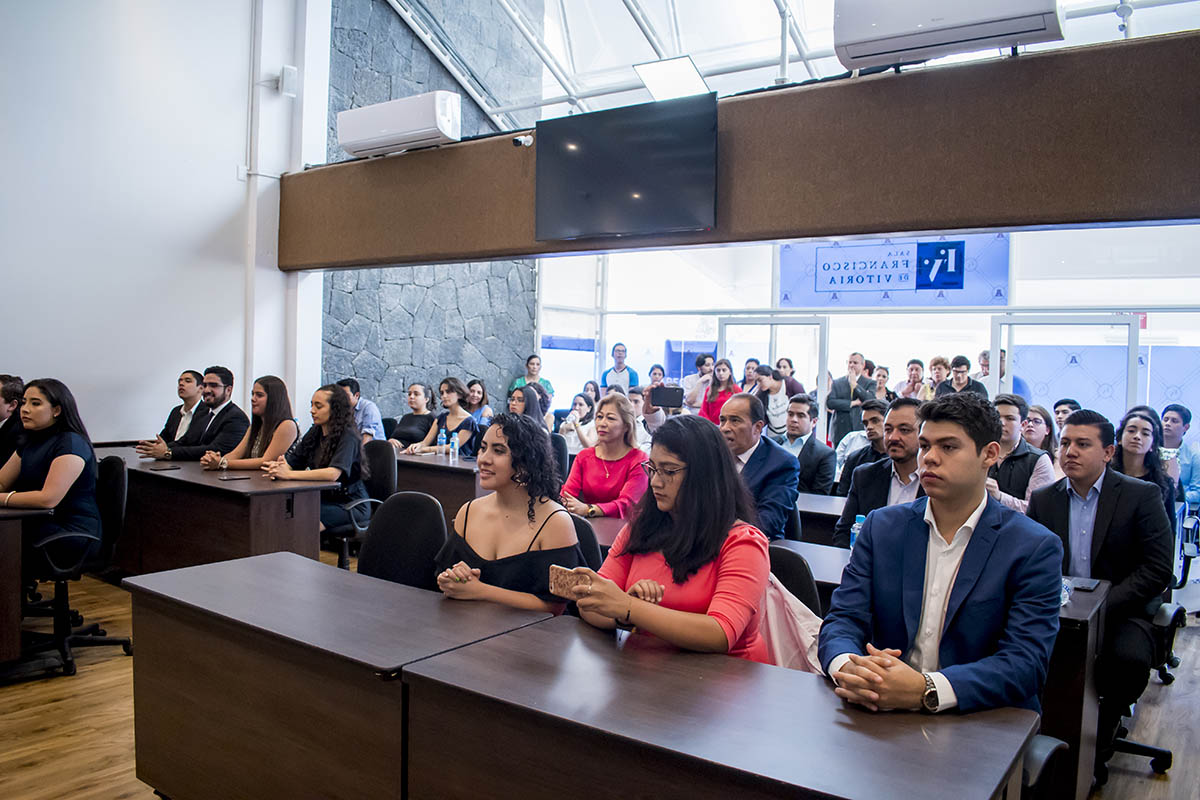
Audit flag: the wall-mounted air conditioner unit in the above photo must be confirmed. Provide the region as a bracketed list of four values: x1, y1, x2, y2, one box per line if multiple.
[834, 0, 1065, 70]
[337, 91, 461, 157]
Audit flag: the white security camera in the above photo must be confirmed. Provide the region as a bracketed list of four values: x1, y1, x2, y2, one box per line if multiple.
[512, 134, 533, 147]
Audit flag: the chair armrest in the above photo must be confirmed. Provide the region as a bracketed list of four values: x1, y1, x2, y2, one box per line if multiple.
[342, 497, 383, 534]
[1022, 734, 1067, 789]
[1153, 602, 1184, 629]
[32, 530, 101, 549]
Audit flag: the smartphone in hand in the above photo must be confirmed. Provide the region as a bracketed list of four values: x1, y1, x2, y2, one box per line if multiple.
[548, 564, 591, 600]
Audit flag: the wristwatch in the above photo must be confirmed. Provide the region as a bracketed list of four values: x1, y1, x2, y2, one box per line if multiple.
[920, 673, 939, 713]
[586, 504, 600, 518]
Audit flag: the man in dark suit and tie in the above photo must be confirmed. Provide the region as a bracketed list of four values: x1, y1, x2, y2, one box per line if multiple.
[137, 366, 250, 461]
[826, 352, 875, 447]
[819, 392, 1063, 714]
[833, 398, 924, 547]
[1027, 409, 1174, 773]
[720, 393, 800, 540]
[775, 394, 836, 495]
[155, 370, 205, 443]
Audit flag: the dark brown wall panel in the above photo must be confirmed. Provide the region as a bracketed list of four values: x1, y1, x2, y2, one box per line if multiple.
[279, 32, 1200, 272]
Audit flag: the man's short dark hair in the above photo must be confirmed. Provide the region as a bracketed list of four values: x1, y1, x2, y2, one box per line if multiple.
[336, 377, 360, 396]
[1063, 409, 1115, 448]
[863, 359, 875, 377]
[950, 355, 971, 371]
[611, 342, 626, 356]
[906, 358, 924, 369]
[888, 396, 923, 414]
[1163, 403, 1192, 426]
[861, 399, 889, 417]
[1054, 398, 1081, 412]
[729, 392, 765, 426]
[993, 393, 1029, 421]
[182, 369, 204, 385]
[628, 385, 644, 398]
[694, 353, 714, 369]
[0, 374, 24, 405]
[918, 392, 1001, 453]
[204, 366, 234, 387]
[606, 384, 626, 397]
[788, 394, 816, 415]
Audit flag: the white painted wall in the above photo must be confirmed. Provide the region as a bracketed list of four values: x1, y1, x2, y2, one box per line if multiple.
[0, 0, 328, 441]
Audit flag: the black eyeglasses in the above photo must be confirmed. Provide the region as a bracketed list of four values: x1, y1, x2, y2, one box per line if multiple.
[641, 463, 687, 481]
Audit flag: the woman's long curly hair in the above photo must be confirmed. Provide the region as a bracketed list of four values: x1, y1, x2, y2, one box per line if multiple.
[294, 384, 362, 473]
[488, 412, 561, 523]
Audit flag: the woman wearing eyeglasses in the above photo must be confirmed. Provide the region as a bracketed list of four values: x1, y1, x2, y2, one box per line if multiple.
[571, 414, 771, 662]
[1022, 405, 1061, 479]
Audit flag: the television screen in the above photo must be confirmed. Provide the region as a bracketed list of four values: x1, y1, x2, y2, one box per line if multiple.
[535, 93, 717, 241]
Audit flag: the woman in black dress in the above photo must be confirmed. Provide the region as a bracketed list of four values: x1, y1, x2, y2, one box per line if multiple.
[435, 413, 582, 613]
[263, 383, 368, 531]
[0, 379, 101, 571]
[388, 382, 435, 451]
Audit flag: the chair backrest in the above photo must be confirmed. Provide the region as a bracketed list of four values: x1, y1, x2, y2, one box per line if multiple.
[768, 543, 822, 617]
[362, 440, 398, 502]
[570, 514, 604, 570]
[357, 492, 447, 591]
[784, 504, 802, 541]
[94, 455, 128, 563]
[381, 416, 398, 440]
[549, 432, 570, 485]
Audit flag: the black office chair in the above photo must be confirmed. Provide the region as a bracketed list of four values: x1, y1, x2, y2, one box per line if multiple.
[767, 543, 822, 617]
[26, 455, 133, 675]
[357, 491, 447, 591]
[549, 432, 570, 485]
[569, 514, 603, 571]
[381, 416, 398, 440]
[324, 440, 397, 570]
[552, 409, 571, 433]
[784, 505, 802, 542]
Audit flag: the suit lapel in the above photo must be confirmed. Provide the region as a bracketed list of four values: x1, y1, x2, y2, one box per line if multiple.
[901, 502, 929, 650]
[742, 438, 767, 484]
[1053, 479, 1071, 570]
[1091, 469, 1121, 564]
[941, 500, 1002, 635]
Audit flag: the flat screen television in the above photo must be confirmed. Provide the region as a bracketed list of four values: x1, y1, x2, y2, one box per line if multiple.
[535, 92, 717, 241]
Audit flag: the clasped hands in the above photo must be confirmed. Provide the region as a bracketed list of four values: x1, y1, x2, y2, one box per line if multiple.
[259, 456, 291, 480]
[135, 436, 169, 460]
[560, 493, 588, 516]
[830, 643, 926, 712]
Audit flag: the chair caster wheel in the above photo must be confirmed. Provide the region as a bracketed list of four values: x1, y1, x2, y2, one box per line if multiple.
[1167, 655, 1180, 668]
[62, 661, 77, 676]
[123, 642, 134, 656]
[96, 628, 107, 637]
[1151, 755, 1171, 774]
[1116, 725, 1129, 739]
[70, 611, 84, 626]
[1159, 669, 1175, 685]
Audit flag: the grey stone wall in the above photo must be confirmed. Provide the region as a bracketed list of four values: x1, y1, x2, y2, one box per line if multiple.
[322, 0, 543, 418]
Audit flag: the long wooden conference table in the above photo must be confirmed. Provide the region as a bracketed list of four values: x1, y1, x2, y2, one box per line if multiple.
[96, 447, 337, 573]
[128, 553, 1036, 800]
[394, 451, 480, 531]
[0, 508, 50, 663]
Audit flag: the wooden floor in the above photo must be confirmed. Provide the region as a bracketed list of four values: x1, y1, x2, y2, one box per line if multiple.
[2, 559, 1197, 800]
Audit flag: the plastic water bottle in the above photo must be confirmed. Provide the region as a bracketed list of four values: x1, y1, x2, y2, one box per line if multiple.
[849, 514, 866, 550]
[448, 431, 458, 462]
[436, 427, 447, 453]
[1060, 577, 1073, 607]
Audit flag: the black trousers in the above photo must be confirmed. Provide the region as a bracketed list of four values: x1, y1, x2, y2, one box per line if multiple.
[1096, 614, 1156, 759]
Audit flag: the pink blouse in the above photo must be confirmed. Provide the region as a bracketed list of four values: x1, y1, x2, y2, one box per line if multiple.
[699, 388, 736, 425]
[599, 522, 770, 663]
[562, 447, 648, 519]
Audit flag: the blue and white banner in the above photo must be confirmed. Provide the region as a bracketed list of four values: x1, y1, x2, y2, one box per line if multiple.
[779, 233, 1010, 308]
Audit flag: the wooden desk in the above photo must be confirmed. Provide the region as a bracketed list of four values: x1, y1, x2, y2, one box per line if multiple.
[1041, 579, 1110, 800]
[124, 552, 550, 800]
[405, 616, 1036, 800]
[97, 447, 337, 574]
[0, 508, 51, 662]
[770, 539, 850, 614]
[797, 492, 846, 546]
[394, 452, 481, 532]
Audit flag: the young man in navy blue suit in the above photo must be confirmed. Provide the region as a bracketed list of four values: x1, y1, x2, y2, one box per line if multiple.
[719, 393, 800, 540]
[818, 392, 1063, 713]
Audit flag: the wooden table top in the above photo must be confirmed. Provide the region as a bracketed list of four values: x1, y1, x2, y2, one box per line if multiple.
[395, 451, 478, 474]
[0, 507, 52, 521]
[796, 492, 847, 516]
[589, 516, 626, 548]
[1059, 578, 1110, 624]
[771, 539, 850, 586]
[123, 552, 551, 673]
[95, 447, 339, 496]
[405, 616, 1038, 799]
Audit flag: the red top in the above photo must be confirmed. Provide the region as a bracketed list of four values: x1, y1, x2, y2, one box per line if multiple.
[599, 522, 770, 663]
[563, 447, 649, 519]
[699, 388, 736, 425]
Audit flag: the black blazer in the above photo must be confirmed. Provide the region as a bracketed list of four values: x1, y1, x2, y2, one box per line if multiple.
[740, 435, 801, 541]
[0, 414, 22, 467]
[833, 457, 924, 547]
[794, 435, 836, 495]
[835, 443, 888, 497]
[168, 403, 250, 461]
[158, 403, 202, 443]
[1027, 469, 1174, 621]
[825, 375, 875, 447]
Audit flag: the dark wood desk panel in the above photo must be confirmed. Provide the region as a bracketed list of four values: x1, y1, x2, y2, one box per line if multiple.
[97, 447, 336, 574]
[771, 539, 850, 615]
[394, 452, 481, 532]
[125, 553, 549, 800]
[405, 617, 1035, 800]
[797, 492, 846, 546]
[0, 509, 51, 662]
[1042, 579, 1110, 800]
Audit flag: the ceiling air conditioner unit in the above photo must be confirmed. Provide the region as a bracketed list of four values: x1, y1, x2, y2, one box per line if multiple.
[337, 91, 461, 157]
[833, 0, 1065, 70]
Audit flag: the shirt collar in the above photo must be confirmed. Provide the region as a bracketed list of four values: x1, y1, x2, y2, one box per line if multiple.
[790, 431, 810, 448]
[890, 460, 918, 485]
[737, 436, 762, 466]
[1068, 470, 1105, 502]
[207, 398, 231, 419]
[923, 492, 988, 544]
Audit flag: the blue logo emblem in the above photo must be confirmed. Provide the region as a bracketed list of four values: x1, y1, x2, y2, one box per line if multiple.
[916, 242, 965, 290]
